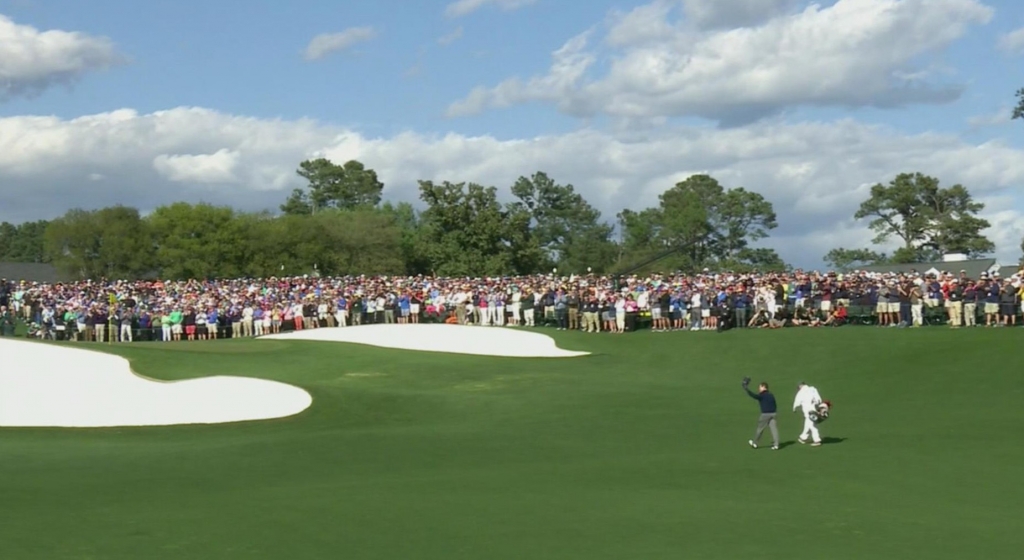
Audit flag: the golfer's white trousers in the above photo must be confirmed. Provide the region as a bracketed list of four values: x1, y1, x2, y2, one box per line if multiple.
[800, 412, 821, 443]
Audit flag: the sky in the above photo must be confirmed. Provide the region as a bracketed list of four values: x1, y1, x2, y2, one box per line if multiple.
[2, 0, 1024, 268]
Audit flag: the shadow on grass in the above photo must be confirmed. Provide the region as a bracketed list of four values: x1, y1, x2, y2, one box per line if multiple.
[777, 437, 845, 449]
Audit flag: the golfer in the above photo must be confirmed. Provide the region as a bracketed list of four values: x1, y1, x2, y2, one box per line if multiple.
[743, 379, 779, 450]
[793, 381, 823, 446]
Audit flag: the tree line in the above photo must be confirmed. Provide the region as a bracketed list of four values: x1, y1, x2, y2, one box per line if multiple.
[823, 172, 997, 271]
[0, 157, 1002, 280]
[826, 89, 1024, 271]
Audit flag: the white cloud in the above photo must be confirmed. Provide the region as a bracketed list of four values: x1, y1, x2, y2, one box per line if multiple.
[605, 1, 679, 47]
[967, 108, 1012, 128]
[997, 26, 1024, 55]
[979, 201, 1024, 260]
[445, 0, 536, 18]
[682, 0, 800, 29]
[303, 27, 376, 60]
[2, 106, 1024, 266]
[0, 13, 124, 101]
[448, 0, 993, 124]
[153, 149, 241, 184]
[438, 26, 464, 46]
[447, 30, 596, 117]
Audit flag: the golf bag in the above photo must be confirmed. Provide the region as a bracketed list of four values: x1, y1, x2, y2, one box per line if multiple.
[807, 400, 831, 423]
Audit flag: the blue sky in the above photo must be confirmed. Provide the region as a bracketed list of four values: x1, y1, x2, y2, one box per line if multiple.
[0, 0, 611, 136]
[2, 0, 1024, 267]
[2, 0, 1020, 137]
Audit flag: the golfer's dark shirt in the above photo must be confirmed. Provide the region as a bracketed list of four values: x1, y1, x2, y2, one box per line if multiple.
[745, 388, 777, 413]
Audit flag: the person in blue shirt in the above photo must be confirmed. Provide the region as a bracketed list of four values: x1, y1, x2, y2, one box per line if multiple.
[743, 378, 779, 450]
[670, 293, 683, 330]
[985, 280, 1001, 326]
[207, 308, 219, 339]
[336, 295, 348, 327]
[138, 311, 151, 341]
[732, 290, 749, 329]
[927, 280, 942, 306]
[253, 306, 264, 336]
[398, 294, 411, 324]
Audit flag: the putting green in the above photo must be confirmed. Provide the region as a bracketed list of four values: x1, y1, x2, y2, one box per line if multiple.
[1, 328, 1020, 559]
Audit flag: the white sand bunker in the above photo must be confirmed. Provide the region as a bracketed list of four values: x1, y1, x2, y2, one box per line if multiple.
[260, 324, 589, 358]
[0, 339, 312, 428]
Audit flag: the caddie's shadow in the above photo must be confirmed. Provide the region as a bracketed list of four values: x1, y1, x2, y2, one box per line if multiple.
[777, 437, 846, 449]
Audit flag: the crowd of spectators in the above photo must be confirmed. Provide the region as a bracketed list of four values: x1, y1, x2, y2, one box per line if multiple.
[2, 266, 1024, 342]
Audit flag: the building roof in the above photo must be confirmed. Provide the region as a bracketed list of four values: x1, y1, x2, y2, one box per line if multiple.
[858, 259, 997, 279]
[0, 262, 61, 284]
[997, 265, 1021, 279]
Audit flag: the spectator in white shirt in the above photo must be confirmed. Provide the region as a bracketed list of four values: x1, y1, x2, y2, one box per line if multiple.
[242, 304, 254, 337]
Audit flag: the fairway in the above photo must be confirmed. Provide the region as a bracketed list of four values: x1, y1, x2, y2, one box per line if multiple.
[2, 328, 1021, 559]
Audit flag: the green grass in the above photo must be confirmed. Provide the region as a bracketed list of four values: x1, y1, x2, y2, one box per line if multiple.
[2, 328, 1022, 559]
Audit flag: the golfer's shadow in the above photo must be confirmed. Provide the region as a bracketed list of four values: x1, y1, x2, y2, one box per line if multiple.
[777, 437, 846, 449]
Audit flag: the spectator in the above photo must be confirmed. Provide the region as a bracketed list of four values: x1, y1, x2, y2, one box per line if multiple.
[3, 268, 1024, 342]
[0, 305, 14, 336]
[962, 280, 978, 328]
[1000, 280, 1017, 327]
[984, 277, 1000, 326]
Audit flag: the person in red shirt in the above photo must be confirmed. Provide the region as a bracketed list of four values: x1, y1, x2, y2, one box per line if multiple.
[824, 303, 847, 326]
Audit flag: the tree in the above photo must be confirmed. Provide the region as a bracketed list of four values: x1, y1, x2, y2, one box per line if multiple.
[503, 202, 548, 276]
[379, 201, 432, 275]
[147, 203, 249, 279]
[44, 207, 153, 279]
[418, 181, 543, 276]
[1012, 88, 1024, 263]
[234, 212, 288, 277]
[0, 220, 48, 262]
[44, 209, 99, 279]
[313, 209, 406, 275]
[508, 172, 616, 273]
[722, 248, 789, 273]
[616, 175, 779, 272]
[823, 248, 888, 271]
[279, 189, 314, 216]
[853, 172, 993, 260]
[282, 159, 384, 214]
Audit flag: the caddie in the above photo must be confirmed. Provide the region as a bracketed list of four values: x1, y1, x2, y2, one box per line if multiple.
[793, 381, 824, 446]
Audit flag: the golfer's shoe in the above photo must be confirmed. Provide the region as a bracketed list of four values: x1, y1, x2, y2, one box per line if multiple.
[771, 446, 779, 450]
[810, 442, 822, 447]
[798, 438, 808, 444]
[748, 440, 758, 449]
